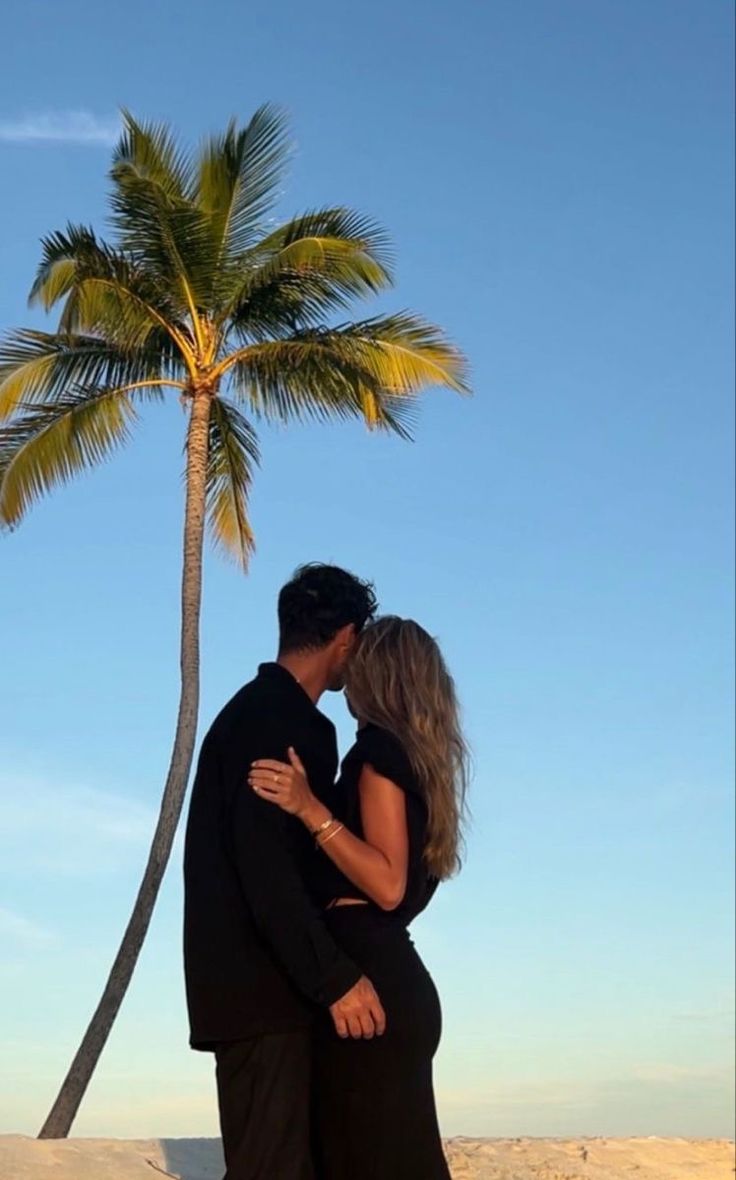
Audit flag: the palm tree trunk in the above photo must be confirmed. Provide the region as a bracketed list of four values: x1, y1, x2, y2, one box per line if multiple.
[38, 391, 213, 1139]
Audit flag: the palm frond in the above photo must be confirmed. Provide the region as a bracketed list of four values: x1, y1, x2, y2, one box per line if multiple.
[29, 224, 104, 311]
[111, 176, 216, 315]
[27, 227, 194, 363]
[197, 104, 290, 262]
[360, 391, 420, 438]
[206, 397, 260, 566]
[338, 312, 471, 396]
[0, 331, 181, 421]
[224, 208, 394, 335]
[60, 278, 191, 362]
[111, 118, 215, 316]
[226, 337, 370, 423]
[224, 337, 407, 436]
[222, 313, 468, 431]
[255, 208, 393, 276]
[0, 388, 137, 527]
[114, 111, 193, 199]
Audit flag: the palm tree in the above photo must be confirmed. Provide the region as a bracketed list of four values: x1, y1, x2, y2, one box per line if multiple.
[0, 105, 469, 1139]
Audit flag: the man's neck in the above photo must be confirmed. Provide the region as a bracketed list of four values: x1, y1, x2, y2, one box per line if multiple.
[276, 653, 330, 704]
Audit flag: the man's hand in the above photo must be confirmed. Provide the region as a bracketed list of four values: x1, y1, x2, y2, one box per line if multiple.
[330, 975, 386, 1040]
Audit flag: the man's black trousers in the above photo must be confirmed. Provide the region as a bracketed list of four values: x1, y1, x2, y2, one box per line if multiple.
[215, 1030, 314, 1180]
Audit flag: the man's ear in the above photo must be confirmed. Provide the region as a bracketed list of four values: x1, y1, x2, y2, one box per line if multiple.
[335, 622, 357, 652]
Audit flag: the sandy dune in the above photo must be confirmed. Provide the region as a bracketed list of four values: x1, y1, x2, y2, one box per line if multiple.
[0, 1135, 733, 1179]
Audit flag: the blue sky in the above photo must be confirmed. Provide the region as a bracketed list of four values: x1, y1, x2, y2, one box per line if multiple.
[0, 0, 733, 1140]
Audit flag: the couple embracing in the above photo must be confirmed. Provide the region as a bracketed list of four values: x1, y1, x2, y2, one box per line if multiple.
[183, 563, 468, 1179]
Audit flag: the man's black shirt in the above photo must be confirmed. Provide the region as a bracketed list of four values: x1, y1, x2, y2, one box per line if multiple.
[183, 663, 361, 1048]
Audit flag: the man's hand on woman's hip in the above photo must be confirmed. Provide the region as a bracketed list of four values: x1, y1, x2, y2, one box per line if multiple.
[330, 976, 386, 1039]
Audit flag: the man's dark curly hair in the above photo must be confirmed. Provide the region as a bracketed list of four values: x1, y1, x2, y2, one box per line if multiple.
[278, 563, 378, 654]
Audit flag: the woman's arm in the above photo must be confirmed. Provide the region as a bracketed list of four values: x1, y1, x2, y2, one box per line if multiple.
[249, 752, 409, 911]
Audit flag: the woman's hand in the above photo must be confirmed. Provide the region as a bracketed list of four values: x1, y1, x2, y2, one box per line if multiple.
[249, 748, 318, 822]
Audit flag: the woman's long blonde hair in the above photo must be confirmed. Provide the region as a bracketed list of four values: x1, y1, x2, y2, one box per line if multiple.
[344, 616, 469, 879]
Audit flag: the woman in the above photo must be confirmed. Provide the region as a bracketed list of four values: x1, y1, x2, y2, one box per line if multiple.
[248, 616, 468, 1180]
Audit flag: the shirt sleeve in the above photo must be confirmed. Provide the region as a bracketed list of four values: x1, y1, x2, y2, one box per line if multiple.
[224, 737, 362, 1008]
[358, 725, 423, 799]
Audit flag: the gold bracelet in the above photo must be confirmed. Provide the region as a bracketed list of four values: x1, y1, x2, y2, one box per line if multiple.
[313, 816, 338, 847]
[317, 822, 344, 848]
[311, 815, 335, 838]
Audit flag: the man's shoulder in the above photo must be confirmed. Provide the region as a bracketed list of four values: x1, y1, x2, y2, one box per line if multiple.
[202, 665, 336, 768]
[206, 674, 273, 743]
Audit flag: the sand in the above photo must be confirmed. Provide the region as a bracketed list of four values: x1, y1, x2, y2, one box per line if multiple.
[0, 1135, 734, 1179]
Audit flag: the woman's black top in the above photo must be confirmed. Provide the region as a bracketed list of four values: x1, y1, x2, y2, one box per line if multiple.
[314, 723, 439, 924]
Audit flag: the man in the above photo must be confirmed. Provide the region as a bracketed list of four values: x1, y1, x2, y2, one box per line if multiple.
[183, 564, 386, 1180]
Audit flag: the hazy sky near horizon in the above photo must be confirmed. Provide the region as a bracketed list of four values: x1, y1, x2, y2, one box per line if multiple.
[0, 0, 733, 1141]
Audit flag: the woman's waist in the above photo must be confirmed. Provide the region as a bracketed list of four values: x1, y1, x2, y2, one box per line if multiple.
[322, 906, 432, 988]
[323, 898, 411, 939]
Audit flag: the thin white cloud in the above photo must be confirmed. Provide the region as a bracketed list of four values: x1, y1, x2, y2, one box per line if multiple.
[0, 772, 164, 874]
[439, 1062, 734, 1112]
[631, 1062, 730, 1085]
[670, 1001, 735, 1026]
[0, 110, 119, 146]
[0, 906, 55, 947]
[440, 1077, 595, 1110]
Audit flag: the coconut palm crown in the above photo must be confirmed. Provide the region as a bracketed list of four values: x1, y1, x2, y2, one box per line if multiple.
[0, 104, 468, 549]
